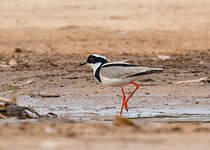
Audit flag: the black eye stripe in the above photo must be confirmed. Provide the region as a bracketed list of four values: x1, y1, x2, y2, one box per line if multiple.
[87, 55, 108, 64]
[90, 57, 95, 62]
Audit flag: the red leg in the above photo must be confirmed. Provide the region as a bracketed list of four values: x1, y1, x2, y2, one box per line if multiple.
[124, 103, 128, 111]
[120, 87, 126, 116]
[124, 81, 140, 111]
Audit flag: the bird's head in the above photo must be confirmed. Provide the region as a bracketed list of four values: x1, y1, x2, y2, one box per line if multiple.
[80, 54, 108, 73]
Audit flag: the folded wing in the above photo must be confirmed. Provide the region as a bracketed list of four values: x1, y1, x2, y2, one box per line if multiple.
[100, 63, 163, 79]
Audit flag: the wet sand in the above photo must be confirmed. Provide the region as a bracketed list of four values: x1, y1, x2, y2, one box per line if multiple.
[0, 0, 210, 149]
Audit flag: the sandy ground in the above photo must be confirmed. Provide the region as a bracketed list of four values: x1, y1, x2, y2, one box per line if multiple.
[0, 0, 210, 149]
[1, 121, 210, 150]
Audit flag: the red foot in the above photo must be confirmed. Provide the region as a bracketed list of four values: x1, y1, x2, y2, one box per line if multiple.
[119, 82, 140, 115]
[124, 103, 129, 111]
[120, 87, 126, 116]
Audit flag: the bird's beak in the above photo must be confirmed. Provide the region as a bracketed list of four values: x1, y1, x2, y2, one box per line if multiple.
[79, 62, 87, 66]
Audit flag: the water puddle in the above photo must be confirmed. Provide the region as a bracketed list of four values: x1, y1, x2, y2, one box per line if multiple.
[12, 95, 210, 123]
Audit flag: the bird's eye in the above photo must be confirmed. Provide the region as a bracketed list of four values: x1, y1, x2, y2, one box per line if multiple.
[90, 57, 95, 63]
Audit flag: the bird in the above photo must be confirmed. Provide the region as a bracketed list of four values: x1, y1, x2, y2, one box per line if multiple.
[80, 54, 163, 116]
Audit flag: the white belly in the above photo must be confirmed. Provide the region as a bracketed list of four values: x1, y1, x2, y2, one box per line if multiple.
[100, 76, 132, 87]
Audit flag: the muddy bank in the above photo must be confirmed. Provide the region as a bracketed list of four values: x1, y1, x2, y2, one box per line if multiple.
[0, 120, 210, 150]
[0, 0, 210, 149]
[0, 50, 209, 122]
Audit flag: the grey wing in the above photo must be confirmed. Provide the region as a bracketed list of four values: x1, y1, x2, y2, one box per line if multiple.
[100, 66, 160, 79]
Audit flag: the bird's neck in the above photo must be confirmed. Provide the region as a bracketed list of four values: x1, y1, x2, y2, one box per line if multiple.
[90, 62, 103, 74]
[89, 62, 105, 82]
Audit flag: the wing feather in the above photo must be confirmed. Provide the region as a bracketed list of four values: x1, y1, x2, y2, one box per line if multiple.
[100, 63, 163, 79]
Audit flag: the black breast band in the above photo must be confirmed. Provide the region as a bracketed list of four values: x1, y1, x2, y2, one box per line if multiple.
[95, 65, 102, 82]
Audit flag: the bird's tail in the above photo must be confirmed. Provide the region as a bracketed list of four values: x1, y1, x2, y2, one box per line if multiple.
[149, 68, 164, 74]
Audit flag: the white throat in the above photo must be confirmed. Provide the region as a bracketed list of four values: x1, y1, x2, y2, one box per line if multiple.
[88, 62, 102, 74]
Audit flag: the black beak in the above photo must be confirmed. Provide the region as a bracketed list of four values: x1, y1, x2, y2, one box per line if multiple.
[79, 62, 87, 66]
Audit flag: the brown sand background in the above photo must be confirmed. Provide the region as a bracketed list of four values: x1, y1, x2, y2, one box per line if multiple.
[0, 0, 210, 149]
[1, 0, 210, 55]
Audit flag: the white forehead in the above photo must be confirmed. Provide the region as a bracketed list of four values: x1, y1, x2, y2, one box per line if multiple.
[92, 54, 106, 60]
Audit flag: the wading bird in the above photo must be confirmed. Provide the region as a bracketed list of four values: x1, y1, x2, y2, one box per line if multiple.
[80, 54, 163, 116]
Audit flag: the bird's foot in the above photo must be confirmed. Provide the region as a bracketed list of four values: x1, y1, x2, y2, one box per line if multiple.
[124, 103, 129, 111]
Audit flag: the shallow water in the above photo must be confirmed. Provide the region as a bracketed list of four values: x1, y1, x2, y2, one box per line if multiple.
[13, 95, 210, 123]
